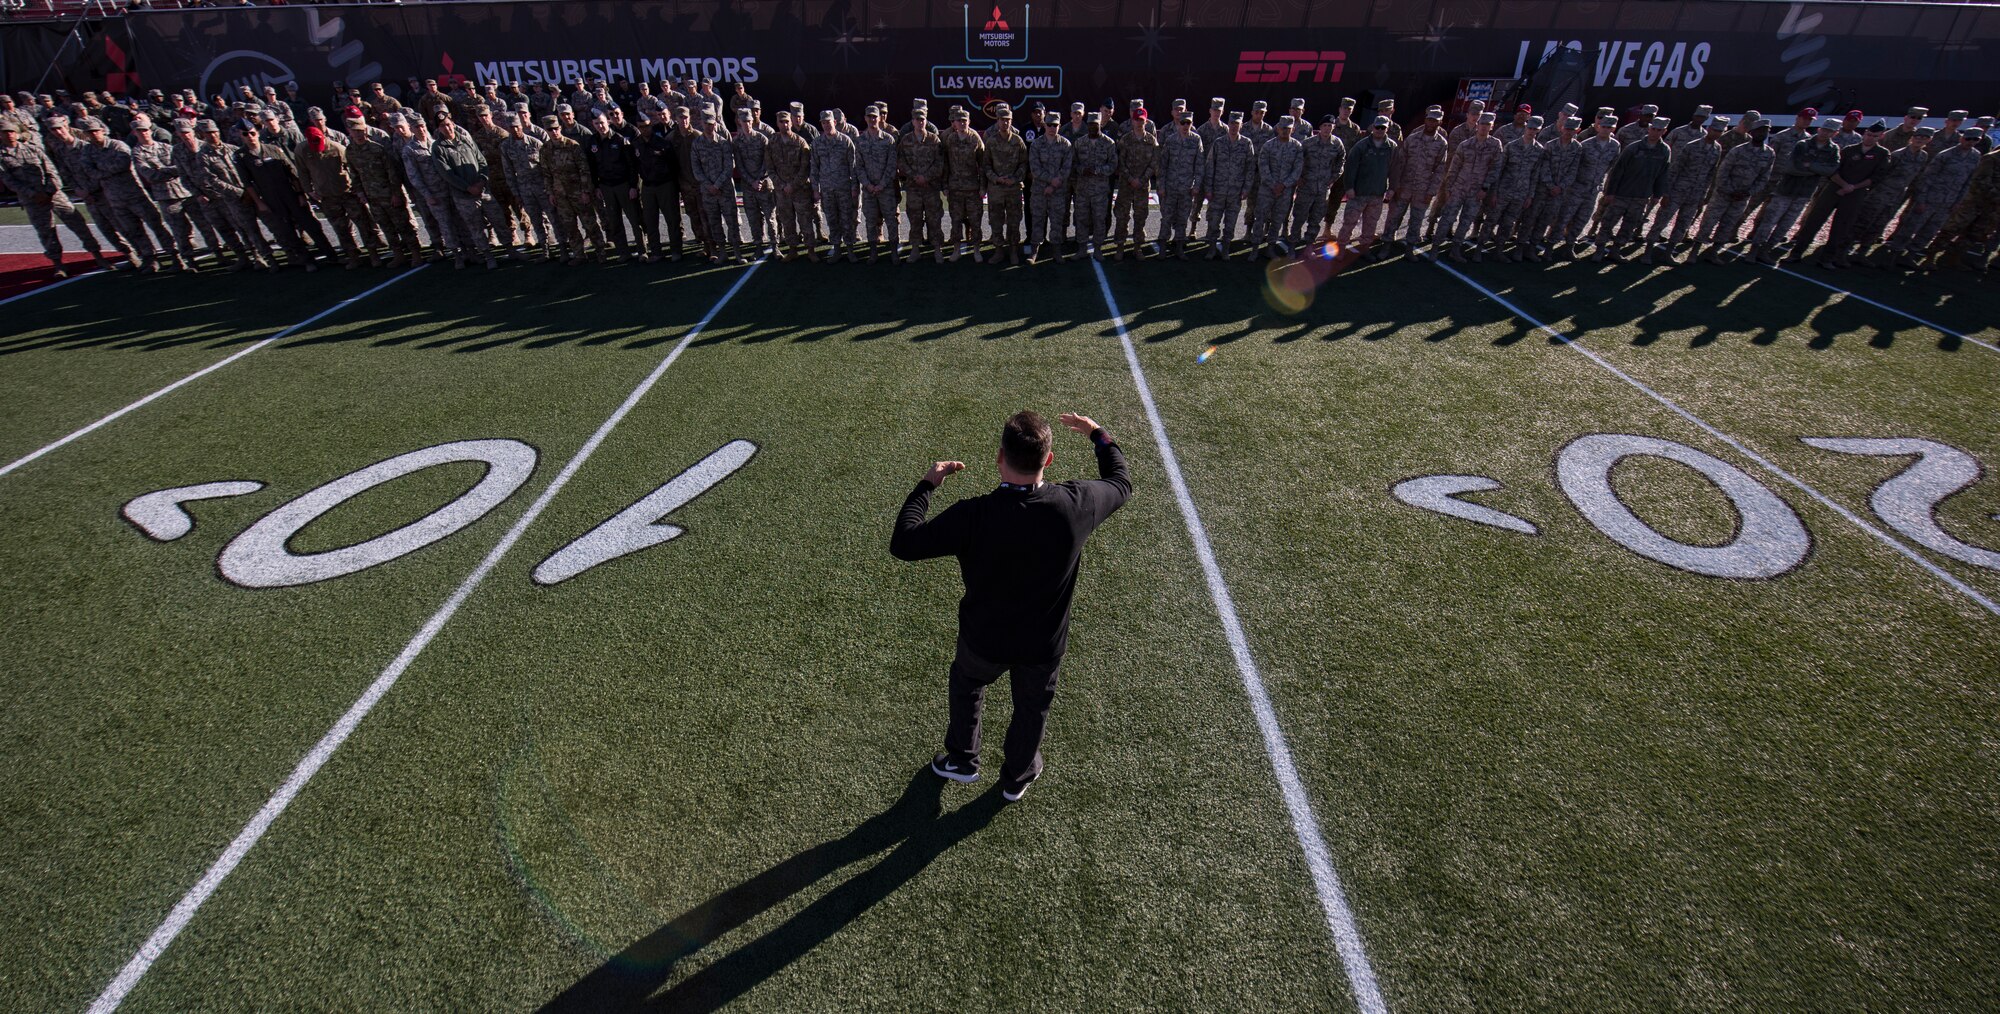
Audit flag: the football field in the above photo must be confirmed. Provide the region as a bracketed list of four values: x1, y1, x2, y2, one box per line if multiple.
[2, 250, 1996, 1012]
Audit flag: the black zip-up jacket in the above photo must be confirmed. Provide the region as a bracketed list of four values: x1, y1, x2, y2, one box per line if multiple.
[634, 129, 679, 187]
[583, 130, 636, 187]
[891, 433, 1131, 664]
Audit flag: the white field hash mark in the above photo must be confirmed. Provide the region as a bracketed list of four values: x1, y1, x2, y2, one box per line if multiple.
[0, 266, 427, 480]
[87, 258, 765, 1013]
[1435, 261, 2000, 619]
[1090, 260, 1391, 1014]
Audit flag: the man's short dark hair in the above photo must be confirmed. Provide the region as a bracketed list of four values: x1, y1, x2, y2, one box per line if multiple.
[1002, 411, 1053, 473]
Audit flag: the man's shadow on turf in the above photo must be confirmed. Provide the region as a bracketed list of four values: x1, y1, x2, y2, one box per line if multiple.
[540, 769, 1006, 1012]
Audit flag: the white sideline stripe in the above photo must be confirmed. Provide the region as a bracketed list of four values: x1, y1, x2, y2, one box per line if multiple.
[1437, 262, 2000, 619]
[0, 266, 426, 481]
[86, 259, 765, 1013]
[1767, 263, 2000, 356]
[1090, 260, 1389, 1014]
[0, 265, 98, 309]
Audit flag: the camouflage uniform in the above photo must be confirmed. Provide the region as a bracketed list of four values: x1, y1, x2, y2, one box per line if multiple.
[1072, 128, 1116, 252]
[1254, 128, 1303, 253]
[296, 138, 383, 264]
[132, 135, 216, 265]
[691, 130, 737, 259]
[1481, 132, 1544, 248]
[732, 125, 776, 251]
[1154, 128, 1201, 252]
[1695, 139, 1775, 251]
[855, 128, 899, 256]
[812, 126, 859, 256]
[540, 132, 606, 260]
[1110, 125, 1157, 251]
[1291, 131, 1344, 246]
[1559, 132, 1623, 244]
[1386, 125, 1448, 246]
[80, 138, 167, 266]
[1202, 129, 1254, 251]
[1240, 111, 1275, 237]
[499, 133, 556, 260]
[942, 126, 986, 250]
[1433, 133, 1503, 253]
[1938, 151, 2000, 247]
[899, 127, 947, 258]
[1593, 136, 1672, 254]
[768, 129, 814, 258]
[1851, 143, 1928, 252]
[470, 122, 520, 245]
[432, 125, 507, 261]
[1887, 142, 1981, 256]
[1028, 127, 1074, 250]
[182, 137, 273, 265]
[352, 134, 424, 264]
[983, 126, 1028, 258]
[401, 134, 464, 254]
[1647, 133, 1721, 245]
[1750, 137, 1839, 249]
[1525, 132, 1583, 250]
[0, 134, 102, 264]
[1190, 110, 1228, 236]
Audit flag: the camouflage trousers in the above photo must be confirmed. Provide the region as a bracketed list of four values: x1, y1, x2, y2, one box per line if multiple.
[1430, 192, 1485, 244]
[820, 185, 858, 249]
[1112, 182, 1148, 244]
[774, 186, 813, 254]
[987, 186, 1022, 249]
[946, 188, 982, 244]
[1202, 190, 1243, 245]
[697, 187, 734, 255]
[1157, 184, 1196, 246]
[1553, 187, 1602, 243]
[905, 186, 945, 252]
[154, 197, 219, 263]
[1254, 186, 1292, 247]
[507, 185, 554, 253]
[317, 191, 383, 260]
[1849, 194, 1907, 248]
[1941, 195, 2000, 243]
[419, 192, 465, 252]
[1646, 191, 1708, 243]
[1694, 194, 1756, 246]
[1886, 200, 1953, 253]
[737, 180, 775, 248]
[1384, 188, 1439, 245]
[22, 191, 100, 261]
[1028, 183, 1067, 246]
[1480, 194, 1534, 243]
[449, 188, 510, 257]
[199, 194, 274, 263]
[1289, 180, 1332, 245]
[679, 182, 710, 244]
[1075, 181, 1111, 246]
[1748, 193, 1810, 245]
[100, 189, 165, 263]
[1336, 193, 1387, 246]
[551, 189, 607, 256]
[860, 185, 900, 246]
[1593, 196, 1651, 244]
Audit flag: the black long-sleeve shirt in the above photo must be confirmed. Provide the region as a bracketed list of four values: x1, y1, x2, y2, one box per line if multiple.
[583, 130, 637, 187]
[891, 433, 1130, 664]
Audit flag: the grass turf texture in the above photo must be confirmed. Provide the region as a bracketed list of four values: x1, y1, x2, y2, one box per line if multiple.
[0, 252, 1995, 1011]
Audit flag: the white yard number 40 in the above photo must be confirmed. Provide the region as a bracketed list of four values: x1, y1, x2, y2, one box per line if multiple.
[121, 439, 758, 588]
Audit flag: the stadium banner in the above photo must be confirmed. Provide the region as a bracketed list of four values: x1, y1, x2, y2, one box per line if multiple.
[25, 1, 2000, 121]
[2, 18, 128, 98]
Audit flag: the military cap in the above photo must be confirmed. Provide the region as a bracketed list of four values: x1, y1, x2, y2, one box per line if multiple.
[1277, 115, 1296, 128]
[1845, 109, 1863, 119]
[1129, 98, 1144, 110]
[1251, 100, 1268, 111]
[1962, 127, 1987, 139]
[1639, 103, 1659, 115]
[1747, 118, 1770, 131]
[147, 87, 164, 98]
[1084, 111, 1100, 124]
[912, 98, 928, 108]
[1289, 97, 1306, 109]
[1708, 115, 1730, 129]
[1979, 116, 1997, 127]
[735, 107, 751, 119]
[78, 116, 106, 132]
[910, 106, 927, 117]
[789, 100, 808, 113]
[1945, 109, 1968, 120]
[1816, 118, 1839, 131]
[1596, 106, 1614, 116]
[1171, 98, 1187, 110]
[557, 102, 573, 114]
[0, 121, 15, 134]
[1649, 116, 1670, 130]
[1177, 114, 1193, 125]
[1468, 100, 1486, 112]
[1558, 102, 1578, 113]
[1226, 111, 1243, 123]
[1209, 97, 1226, 110]
[1563, 116, 1581, 129]
[1595, 113, 1617, 127]
[1477, 112, 1496, 125]
[751, 99, 763, 110]
[540, 115, 560, 130]
[1517, 103, 1533, 113]
[996, 103, 1013, 117]
[1862, 119, 1887, 132]
[1101, 97, 1117, 108]
[1376, 99, 1396, 111]
[950, 108, 969, 122]
[1424, 107, 1444, 121]
[1743, 109, 1762, 125]
[1340, 96, 1357, 110]
[495, 111, 516, 127]
[1029, 101, 1046, 112]
[699, 109, 716, 122]
[1914, 126, 1936, 137]
[1523, 115, 1544, 130]
[1799, 106, 1819, 117]
[1692, 104, 1713, 117]
[341, 115, 366, 128]
[1906, 106, 1929, 118]
[1319, 114, 1337, 126]
[195, 118, 219, 133]
[1075, 101, 1089, 113]
[1371, 115, 1391, 128]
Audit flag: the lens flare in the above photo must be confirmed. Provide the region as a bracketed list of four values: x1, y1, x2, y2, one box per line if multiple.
[1261, 258, 1317, 313]
[1197, 344, 1218, 364]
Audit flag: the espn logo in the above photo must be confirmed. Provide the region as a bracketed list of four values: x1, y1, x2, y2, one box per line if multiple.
[1234, 50, 1346, 84]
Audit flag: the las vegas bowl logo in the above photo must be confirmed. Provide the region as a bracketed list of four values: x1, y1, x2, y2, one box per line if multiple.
[200, 51, 297, 101]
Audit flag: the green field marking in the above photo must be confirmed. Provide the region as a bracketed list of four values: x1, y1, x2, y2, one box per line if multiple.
[120, 263, 1358, 1012]
[1094, 257, 2000, 1011]
[0, 269, 413, 470]
[1450, 259, 2000, 600]
[0, 263, 753, 1011]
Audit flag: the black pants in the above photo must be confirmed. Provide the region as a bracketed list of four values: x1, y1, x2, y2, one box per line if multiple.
[943, 635, 1060, 786]
[1794, 187, 1867, 261]
[637, 182, 684, 257]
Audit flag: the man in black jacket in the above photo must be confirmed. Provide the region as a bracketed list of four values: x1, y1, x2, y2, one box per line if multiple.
[891, 411, 1131, 802]
[633, 111, 683, 261]
[584, 112, 640, 259]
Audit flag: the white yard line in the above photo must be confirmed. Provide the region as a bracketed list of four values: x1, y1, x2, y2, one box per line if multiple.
[0, 266, 426, 480]
[86, 259, 765, 1013]
[1091, 260, 1390, 1014]
[1766, 263, 2000, 356]
[1438, 261, 2000, 618]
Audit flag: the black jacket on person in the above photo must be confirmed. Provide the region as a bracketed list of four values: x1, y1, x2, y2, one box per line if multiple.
[634, 128, 679, 187]
[583, 130, 636, 186]
[891, 433, 1131, 664]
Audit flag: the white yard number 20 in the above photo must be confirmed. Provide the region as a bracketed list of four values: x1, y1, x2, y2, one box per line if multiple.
[123, 439, 758, 589]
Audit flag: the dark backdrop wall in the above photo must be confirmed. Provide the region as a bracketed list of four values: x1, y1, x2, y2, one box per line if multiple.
[9, 1, 1999, 123]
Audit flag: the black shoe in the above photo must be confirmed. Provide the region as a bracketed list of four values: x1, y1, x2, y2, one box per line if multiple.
[1000, 768, 1040, 802]
[930, 752, 979, 783]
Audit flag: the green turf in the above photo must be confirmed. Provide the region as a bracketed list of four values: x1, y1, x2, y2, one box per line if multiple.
[1, 251, 1996, 1012]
